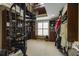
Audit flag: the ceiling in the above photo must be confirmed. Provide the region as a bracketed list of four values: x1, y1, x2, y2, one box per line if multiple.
[0, 3, 67, 20]
[44, 3, 66, 18]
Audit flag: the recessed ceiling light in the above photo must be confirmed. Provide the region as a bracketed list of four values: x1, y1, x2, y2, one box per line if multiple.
[40, 3, 44, 4]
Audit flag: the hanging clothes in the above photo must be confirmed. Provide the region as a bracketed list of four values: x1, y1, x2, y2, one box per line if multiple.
[54, 17, 62, 48]
[54, 17, 62, 33]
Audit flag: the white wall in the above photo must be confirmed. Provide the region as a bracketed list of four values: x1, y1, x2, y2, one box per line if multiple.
[62, 4, 67, 16]
[36, 16, 50, 21]
[60, 22, 67, 47]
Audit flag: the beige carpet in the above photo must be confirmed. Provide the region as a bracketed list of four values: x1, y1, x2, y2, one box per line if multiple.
[26, 39, 63, 56]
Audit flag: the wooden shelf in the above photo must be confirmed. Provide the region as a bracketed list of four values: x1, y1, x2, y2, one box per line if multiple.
[2, 3, 36, 56]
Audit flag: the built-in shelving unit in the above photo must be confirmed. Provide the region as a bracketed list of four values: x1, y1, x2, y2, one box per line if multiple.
[2, 3, 36, 56]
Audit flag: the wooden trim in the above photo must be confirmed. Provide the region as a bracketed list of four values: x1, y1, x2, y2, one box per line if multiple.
[2, 9, 8, 49]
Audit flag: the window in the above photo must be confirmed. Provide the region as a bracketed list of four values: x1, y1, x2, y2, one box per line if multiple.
[37, 21, 49, 36]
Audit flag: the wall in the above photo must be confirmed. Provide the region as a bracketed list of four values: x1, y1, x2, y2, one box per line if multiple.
[60, 22, 67, 47]
[60, 4, 68, 47]
[62, 4, 67, 16]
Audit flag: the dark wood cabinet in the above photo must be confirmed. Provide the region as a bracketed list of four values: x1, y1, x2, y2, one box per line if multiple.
[49, 20, 56, 42]
[67, 3, 78, 42]
[2, 9, 8, 49]
[25, 21, 35, 39]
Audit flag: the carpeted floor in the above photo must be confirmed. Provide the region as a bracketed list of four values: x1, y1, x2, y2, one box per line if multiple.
[26, 39, 64, 56]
